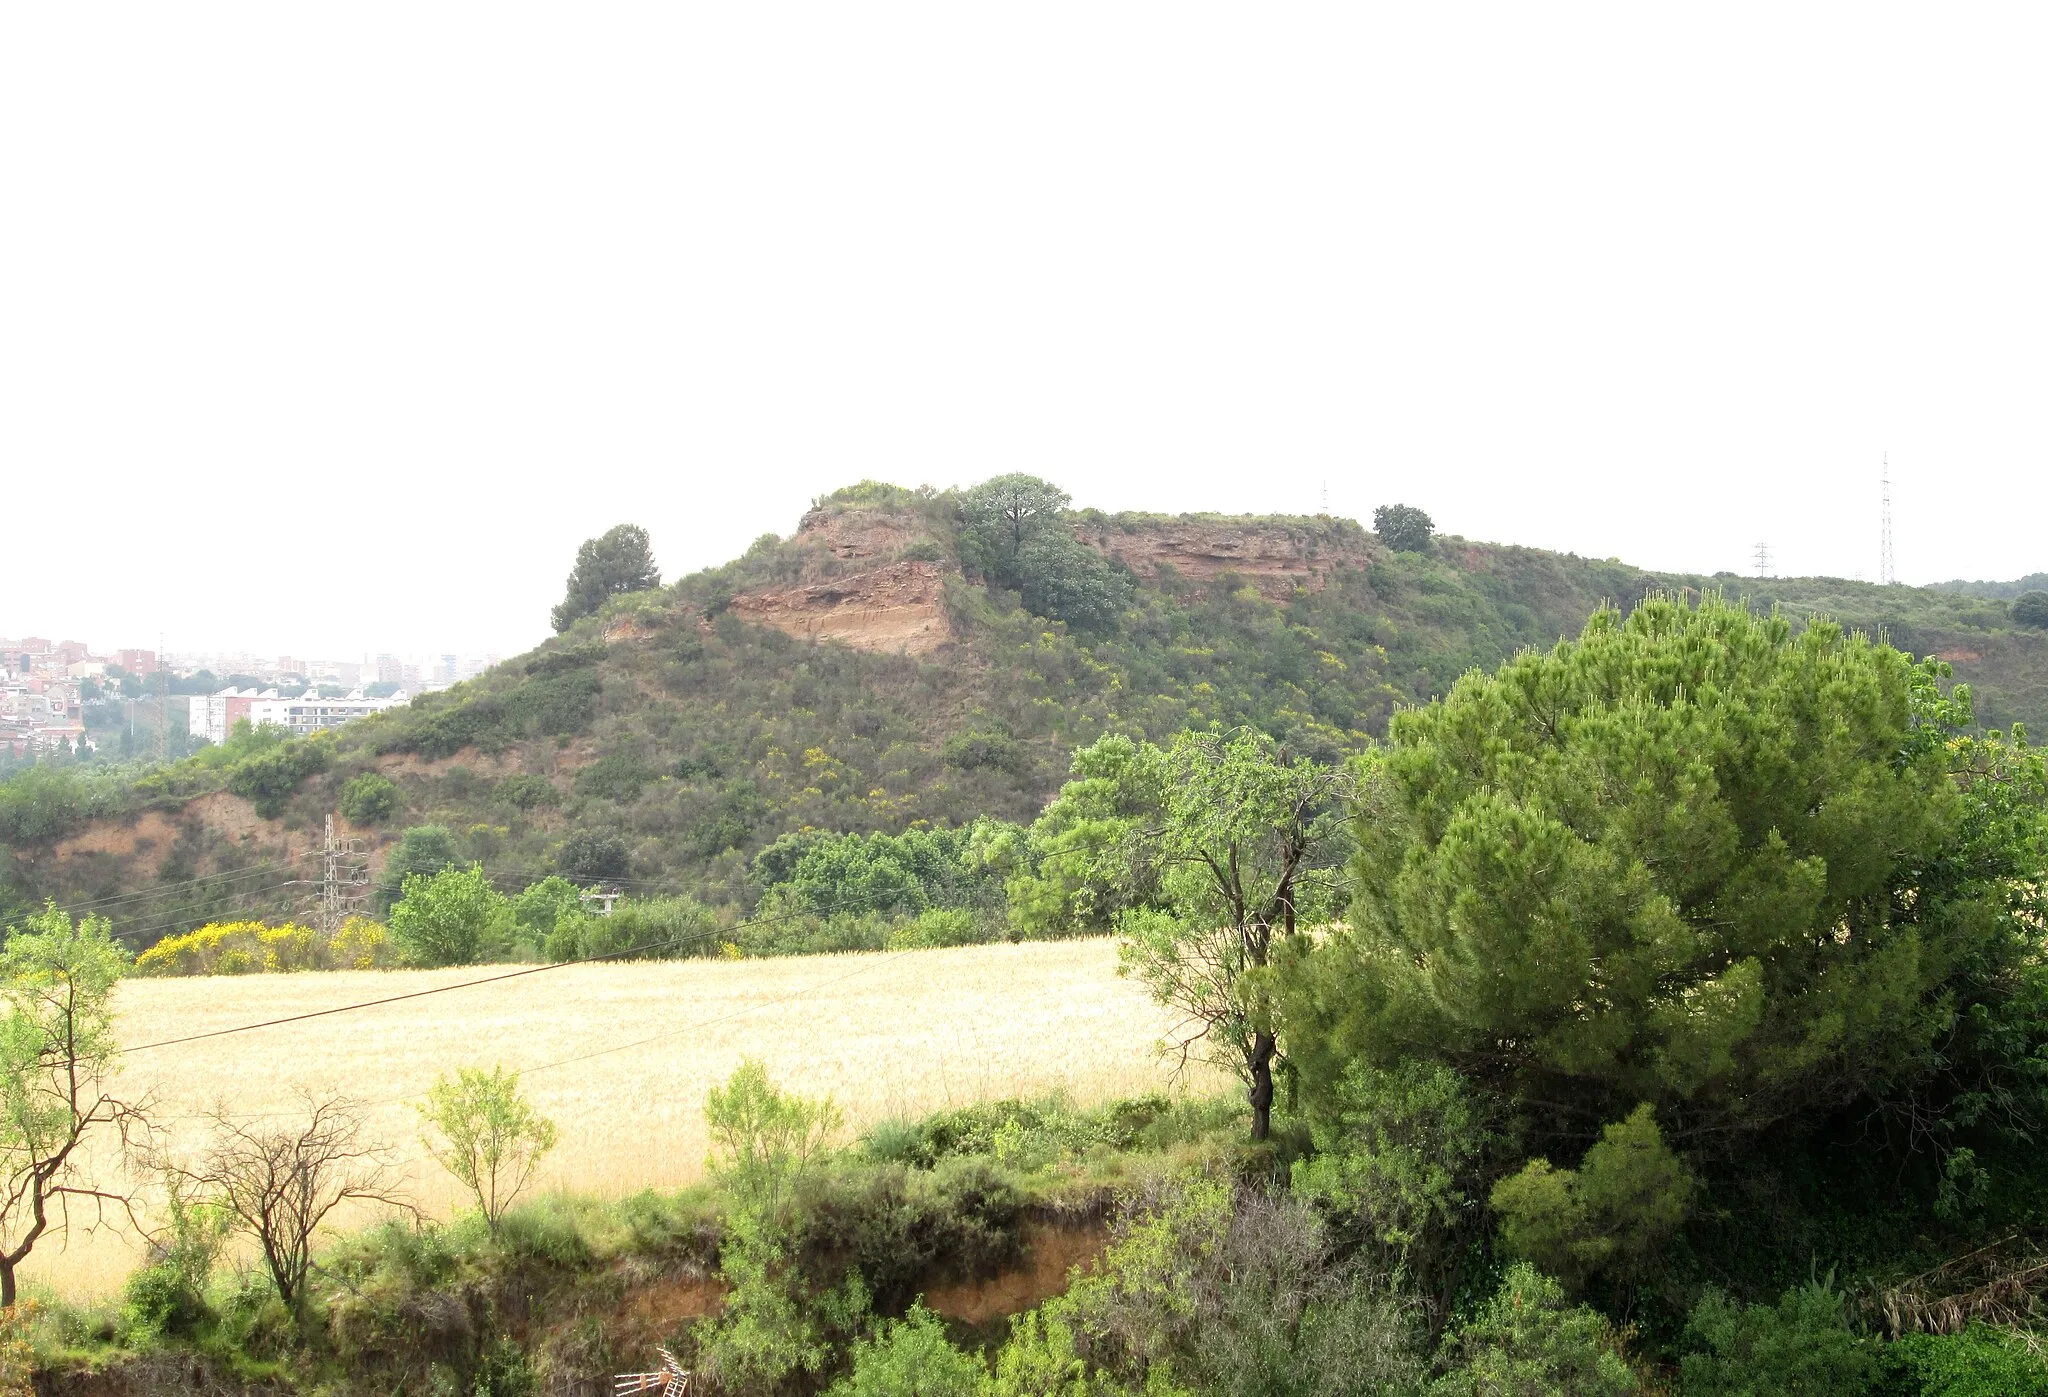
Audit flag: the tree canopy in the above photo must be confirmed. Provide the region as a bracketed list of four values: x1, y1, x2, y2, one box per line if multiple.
[1372, 503, 1434, 553]
[957, 474, 1131, 632]
[1286, 594, 2048, 1155]
[1012, 728, 1351, 1138]
[551, 524, 661, 633]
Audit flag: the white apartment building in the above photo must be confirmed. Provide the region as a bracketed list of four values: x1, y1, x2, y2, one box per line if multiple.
[245, 688, 409, 737]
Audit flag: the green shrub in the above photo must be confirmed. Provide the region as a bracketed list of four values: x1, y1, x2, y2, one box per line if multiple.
[224, 735, 333, 817]
[0, 766, 93, 843]
[120, 1178, 227, 1340]
[338, 771, 403, 824]
[376, 823, 460, 910]
[828, 1303, 984, 1397]
[942, 727, 1023, 774]
[1428, 1264, 1637, 1396]
[1678, 1279, 1875, 1396]
[1885, 1325, 2048, 1397]
[568, 896, 718, 961]
[572, 752, 655, 804]
[886, 908, 996, 949]
[389, 863, 511, 966]
[555, 830, 629, 882]
[2013, 591, 2048, 629]
[1490, 1106, 1694, 1291]
[495, 773, 560, 810]
[1291, 1060, 1488, 1283]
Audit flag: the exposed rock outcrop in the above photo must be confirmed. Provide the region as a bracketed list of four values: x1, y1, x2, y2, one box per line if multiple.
[796, 506, 922, 569]
[727, 560, 951, 655]
[1074, 518, 1374, 600]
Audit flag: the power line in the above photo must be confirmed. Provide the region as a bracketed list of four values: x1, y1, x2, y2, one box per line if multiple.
[53, 854, 323, 915]
[119, 925, 732, 1054]
[112, 876, 949, 1055]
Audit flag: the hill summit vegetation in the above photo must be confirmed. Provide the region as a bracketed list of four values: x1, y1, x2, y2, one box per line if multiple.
[3, 476, 2047, 943]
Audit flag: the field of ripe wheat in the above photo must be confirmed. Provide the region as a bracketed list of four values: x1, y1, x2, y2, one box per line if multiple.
[26, 937, 1223, 1298]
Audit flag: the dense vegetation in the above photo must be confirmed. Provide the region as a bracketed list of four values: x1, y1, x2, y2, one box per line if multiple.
[7, 477, 2044, 947]
[6, 590, 2048, 1392]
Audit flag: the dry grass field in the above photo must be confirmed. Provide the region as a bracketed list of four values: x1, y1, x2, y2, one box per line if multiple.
[25, 938, 1225, 1298]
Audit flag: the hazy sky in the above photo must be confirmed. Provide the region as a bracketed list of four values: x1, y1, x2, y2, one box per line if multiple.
[4, 6, 2043, 659]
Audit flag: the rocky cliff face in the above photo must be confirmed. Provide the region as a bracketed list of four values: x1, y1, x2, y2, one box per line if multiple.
[1074, 517, 1374, 600]
[728, 559, 951, 655]
[794, 506, 922, 571]
[725, 509, 1375, 655]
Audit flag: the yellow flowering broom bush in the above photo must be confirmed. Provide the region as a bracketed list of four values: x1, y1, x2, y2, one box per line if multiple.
[134, 917, 395, 976]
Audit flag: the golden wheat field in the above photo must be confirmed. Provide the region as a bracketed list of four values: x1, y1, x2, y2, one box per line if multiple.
[26, 937, 1224, 1298]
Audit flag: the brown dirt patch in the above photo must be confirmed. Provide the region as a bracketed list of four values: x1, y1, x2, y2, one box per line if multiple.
[377, 749, 528, 779]
[621, 1272, 728, 1328]
[49, 809, 181, 874]
[184, 790, 287, 847]
[1936, 648, 1983, 663]
[924, 1220, 1111, 1324]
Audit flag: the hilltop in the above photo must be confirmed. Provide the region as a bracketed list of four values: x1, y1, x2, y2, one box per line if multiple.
[5, 479, 2045, 940]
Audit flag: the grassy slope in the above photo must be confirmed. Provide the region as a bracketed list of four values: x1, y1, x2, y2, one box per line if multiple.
[7, 500, 2045, 938]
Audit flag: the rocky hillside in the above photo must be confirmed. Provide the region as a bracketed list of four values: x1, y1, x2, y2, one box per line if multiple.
[6, 484, 2044, 942]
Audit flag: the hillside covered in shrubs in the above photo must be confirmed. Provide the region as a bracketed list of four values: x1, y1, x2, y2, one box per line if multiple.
[3, 476, 2046, 947]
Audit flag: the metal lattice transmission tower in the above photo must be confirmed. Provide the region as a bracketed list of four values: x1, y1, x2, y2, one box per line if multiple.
[321, 814, 370, 933]
[1880, 454, 1895, 585]
[1754, 541, 1771, 579]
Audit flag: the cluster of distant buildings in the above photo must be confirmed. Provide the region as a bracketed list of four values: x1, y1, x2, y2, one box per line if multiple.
[2, 633, 503, 758]
[185, 687, 413, 744]
[0, 636, 158, 757]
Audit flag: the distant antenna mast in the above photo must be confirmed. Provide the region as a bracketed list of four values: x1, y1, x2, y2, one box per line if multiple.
[1320, 479, 1329, 514]
[1754, 541, 1771, 579]
[1879, 454, 1895, 586]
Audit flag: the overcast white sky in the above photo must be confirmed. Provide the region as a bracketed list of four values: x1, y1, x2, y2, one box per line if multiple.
[3, 6, 2043, 659]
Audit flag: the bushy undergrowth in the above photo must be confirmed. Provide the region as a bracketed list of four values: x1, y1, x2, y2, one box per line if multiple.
[18, 1077, 2048, 1396]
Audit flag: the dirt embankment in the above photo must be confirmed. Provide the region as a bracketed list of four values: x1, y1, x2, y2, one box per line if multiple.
[43, 790, 306, 885]
[37, 1218, 1113, 1395]
[1076, 520, 1374, 600]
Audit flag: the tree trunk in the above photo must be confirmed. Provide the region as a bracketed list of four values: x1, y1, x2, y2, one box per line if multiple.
[1248, 1028, 1277, 1141]
[1, 1258, 15, 1310]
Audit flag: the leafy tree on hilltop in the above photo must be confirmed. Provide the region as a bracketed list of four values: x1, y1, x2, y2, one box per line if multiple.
[1285, 595, 2048, 1162]
[958, 474, 1132, 633]
[2014, 589, 2048, 628]
[551, 523, 661, 633]
[958, 474, 1071, 578]
[1372, 503, 1434, 553]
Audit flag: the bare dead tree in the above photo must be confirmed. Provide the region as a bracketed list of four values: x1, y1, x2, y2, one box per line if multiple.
[191, 1092, 408, 1313]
